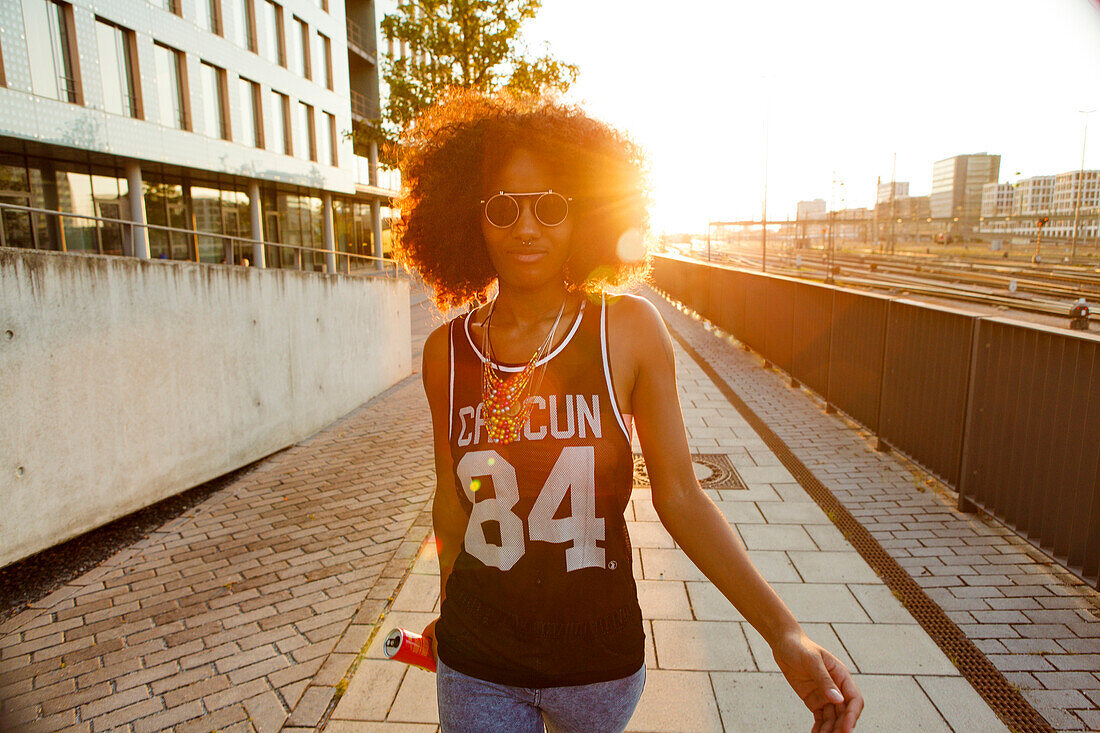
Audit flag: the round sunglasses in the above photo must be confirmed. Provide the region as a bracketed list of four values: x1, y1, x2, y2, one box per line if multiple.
[480, 191, 572, 229]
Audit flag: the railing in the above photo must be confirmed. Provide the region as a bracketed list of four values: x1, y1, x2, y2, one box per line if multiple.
[651, 254, 1100, 588]
[0, 201, 401, 277]
[346, 16, 377, 59]
[350, 89, 380, 121]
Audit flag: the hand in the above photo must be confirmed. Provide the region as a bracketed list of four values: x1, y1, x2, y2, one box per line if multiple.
[422, 619, 439, 662]
[773, 631, 863, 733]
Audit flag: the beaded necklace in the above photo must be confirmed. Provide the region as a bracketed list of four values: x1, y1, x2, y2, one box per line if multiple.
[480, 295, 568, 444]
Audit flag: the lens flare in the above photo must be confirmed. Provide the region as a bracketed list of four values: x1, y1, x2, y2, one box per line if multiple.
[470, 479, 481, 493]
[616, 228, 645, 262]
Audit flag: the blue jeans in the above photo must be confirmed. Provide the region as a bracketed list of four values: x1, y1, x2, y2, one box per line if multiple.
[436, 657, 646, 733]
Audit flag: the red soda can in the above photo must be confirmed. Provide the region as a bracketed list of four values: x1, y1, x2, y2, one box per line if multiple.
[383, 628, 437, 673]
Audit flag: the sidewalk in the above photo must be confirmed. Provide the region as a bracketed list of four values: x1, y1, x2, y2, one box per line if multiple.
[326, 291, 1007, 732]
[1, 283, 1092, 731]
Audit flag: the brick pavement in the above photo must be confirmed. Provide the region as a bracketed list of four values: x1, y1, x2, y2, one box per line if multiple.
[0, 282, 439, 732]
[647, 286, 1100, 731]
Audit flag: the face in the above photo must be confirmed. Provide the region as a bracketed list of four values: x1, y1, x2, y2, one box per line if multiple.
[480, 148, 574, 291]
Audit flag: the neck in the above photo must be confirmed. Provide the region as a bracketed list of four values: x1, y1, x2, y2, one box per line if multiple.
[490, 280, 570, 328]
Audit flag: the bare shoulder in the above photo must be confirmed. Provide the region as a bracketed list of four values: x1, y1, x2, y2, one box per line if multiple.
[605, 292, 674, 362]
[421, 321, 453, 399]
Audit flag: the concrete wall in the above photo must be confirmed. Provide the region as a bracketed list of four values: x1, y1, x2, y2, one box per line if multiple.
[0, 249, 410, 568]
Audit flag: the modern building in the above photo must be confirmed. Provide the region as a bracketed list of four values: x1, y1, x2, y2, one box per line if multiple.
[980, 182, 1014, 218]
[796, 199, 826, 220]
[0, 0, 393, 268]
[1013, 175, 1055, 216]
[930, 153, 1000, 237]
[876, 181, 908, 204]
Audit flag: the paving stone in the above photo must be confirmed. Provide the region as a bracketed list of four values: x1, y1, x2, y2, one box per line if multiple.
[786, 551, 880, 584]
[846, 584, 918, 624]
[710, 672, 810, 731]
[736, 524, 817, 551]
[846, 675, 954, 731]
[742, 622, 856, 673]
[387, 667, 439, 724]
[624, 669, 722, 732]
[635, 581, 693, 620]
[755, 501, 832, 525]
[832, 624, 957, 675]
[625, 521, 677, 549]
[915, 676, 1009, 731]
[651, 620, 754, 671]
[685, 582, 746, 622]
[325, 723, 438, 732]
[767, 583, 870, 623]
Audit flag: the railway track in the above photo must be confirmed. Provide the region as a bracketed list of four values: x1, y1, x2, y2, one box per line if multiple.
[693, 249, 1100, 325]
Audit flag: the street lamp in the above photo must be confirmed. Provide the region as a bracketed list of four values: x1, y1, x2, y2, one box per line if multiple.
[1070, 109, 1095, 261]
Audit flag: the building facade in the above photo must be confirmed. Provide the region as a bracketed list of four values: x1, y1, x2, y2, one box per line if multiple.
[976, 172, 1098, 241]
[876, 181, 908, 204]
[0, 0, 393, 267]
[930, 153, 1000, 237]
[796, 198, 826, 220]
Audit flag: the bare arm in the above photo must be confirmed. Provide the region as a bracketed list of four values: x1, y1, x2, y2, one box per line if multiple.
[621, 297, 862, 732]
[421, 323, 469, 656]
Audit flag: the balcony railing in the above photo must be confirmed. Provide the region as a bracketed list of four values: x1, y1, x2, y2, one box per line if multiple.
[346, 17, 377, 59]
[0, 201, 399, 277]
[350, 89, 379, 121]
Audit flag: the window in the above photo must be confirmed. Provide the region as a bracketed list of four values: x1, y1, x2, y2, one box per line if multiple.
[317, 32, 332, 89]
[0, 33, 6, 87]
[153, 43, 188, 129]
[152, 0, 180, 14]
[95, 19, 141, 118]
[24, 0, 82, 103]
[259, 0, 285, 66]
[199, 62, 229, 139]
[271, 90, 291, 154]
[321, 112, 336, 167]
[316, 0, 327, 11]
[194, 0, 221, 34]
[289, 17, 310, 78]
[297, 101, 315, 161]
[233, 0, 256, 51]
[239, 77, 262, 147]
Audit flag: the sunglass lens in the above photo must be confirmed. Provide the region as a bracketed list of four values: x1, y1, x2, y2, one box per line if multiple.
[535, 193, 569, 226]
[485, 195, 519, 228]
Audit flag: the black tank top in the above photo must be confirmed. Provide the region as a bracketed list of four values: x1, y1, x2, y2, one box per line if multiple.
[435, 292, 645, 688]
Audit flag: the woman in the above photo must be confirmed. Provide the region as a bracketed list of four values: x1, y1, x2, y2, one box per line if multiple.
[395, 91, 863, 733]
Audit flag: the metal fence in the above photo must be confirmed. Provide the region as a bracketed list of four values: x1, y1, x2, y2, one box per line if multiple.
[651, 254, 1100, 588]
[0, 201, 401, 277]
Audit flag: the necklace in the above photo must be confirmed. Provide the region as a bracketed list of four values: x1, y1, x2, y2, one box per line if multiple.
[480, 296, 568, 444]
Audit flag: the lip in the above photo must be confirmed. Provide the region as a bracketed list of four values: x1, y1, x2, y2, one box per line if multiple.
[508, 249, 548, 263]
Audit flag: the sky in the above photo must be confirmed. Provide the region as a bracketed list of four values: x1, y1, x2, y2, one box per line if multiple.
[518, 0, 1100, 233]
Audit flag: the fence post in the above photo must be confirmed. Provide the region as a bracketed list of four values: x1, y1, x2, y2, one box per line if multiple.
[955, 317, 985, 513]
[874, 298, 893, 452]
[825, 286, 836, 414]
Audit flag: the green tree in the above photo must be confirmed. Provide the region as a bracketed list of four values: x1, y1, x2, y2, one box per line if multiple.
[358, 0, 577, 166]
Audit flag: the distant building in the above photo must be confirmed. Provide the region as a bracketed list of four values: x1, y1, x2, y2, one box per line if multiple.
[981, 183, 1015, 217]
[877, 182, 909, 204]
[1013, 176, 1055, 216]
[930, 153, 1000, 236]
[796, 199, 827, 220]
[1052, 170, 1100, 214]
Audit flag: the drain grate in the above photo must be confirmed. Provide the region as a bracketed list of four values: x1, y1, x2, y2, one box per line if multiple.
[633, 452, 746, 490]
[665, 313, 1055, 733]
